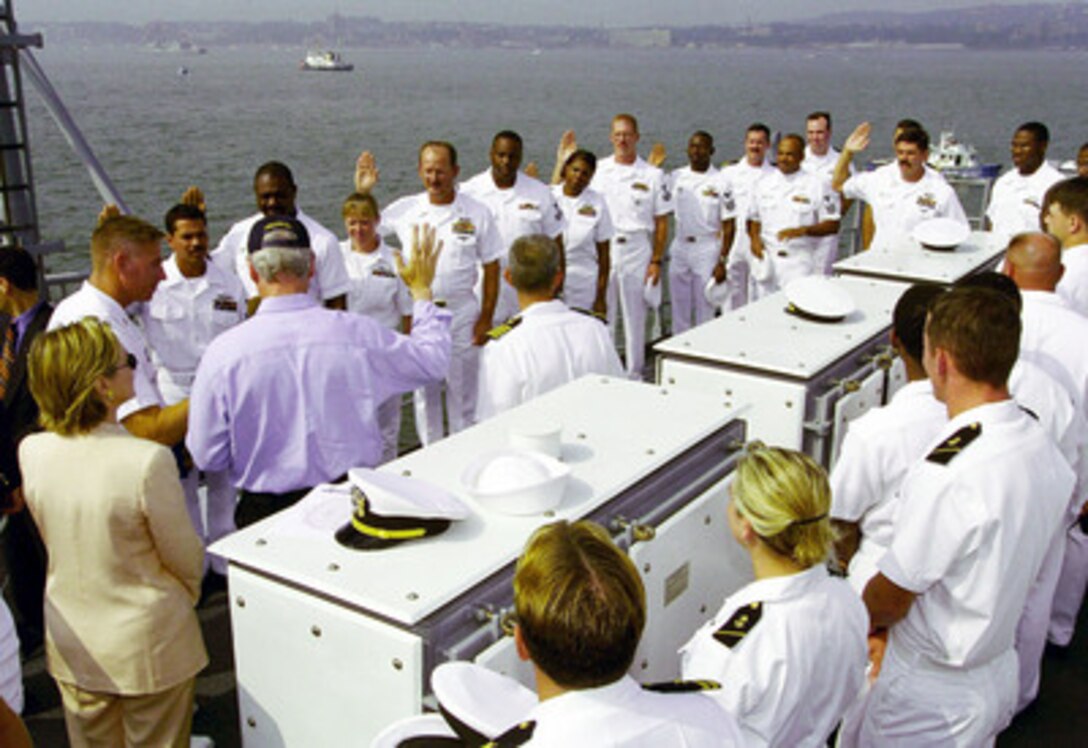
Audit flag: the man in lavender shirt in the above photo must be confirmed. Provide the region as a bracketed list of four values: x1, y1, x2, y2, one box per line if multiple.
[187, 216, 451, 527]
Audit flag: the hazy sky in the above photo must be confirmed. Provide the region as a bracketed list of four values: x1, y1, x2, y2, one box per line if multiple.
[23, 0, 1068, 27]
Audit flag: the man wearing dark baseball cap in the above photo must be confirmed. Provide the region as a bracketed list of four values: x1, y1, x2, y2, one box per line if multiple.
[187, 216, 452, 527]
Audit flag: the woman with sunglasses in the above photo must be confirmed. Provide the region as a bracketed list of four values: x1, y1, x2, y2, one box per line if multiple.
[19, 318, 206, 747]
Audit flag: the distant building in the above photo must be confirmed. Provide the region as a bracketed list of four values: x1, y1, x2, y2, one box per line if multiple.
[608, 28, 671, 48]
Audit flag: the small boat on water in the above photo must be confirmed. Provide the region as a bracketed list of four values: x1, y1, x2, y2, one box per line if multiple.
[927, 130, 1000, 178]
[300, 50, 354, 72]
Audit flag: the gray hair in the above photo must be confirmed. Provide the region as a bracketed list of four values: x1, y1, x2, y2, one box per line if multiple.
[249, 246, 313, 282]
[508, 234, 560, 293]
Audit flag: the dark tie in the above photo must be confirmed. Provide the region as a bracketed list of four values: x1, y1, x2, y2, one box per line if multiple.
[0, 323, 16, 400]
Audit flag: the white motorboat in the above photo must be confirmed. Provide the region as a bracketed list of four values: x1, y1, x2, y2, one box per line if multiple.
[300, 50, 354, 72]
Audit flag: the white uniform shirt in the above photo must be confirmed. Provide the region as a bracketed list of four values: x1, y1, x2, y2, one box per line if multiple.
[880, 400, 1074, 668]
[476, 299, 623, 420]
[985, 162, 1064, 247]
[668, 165, 734, 239]
[523, 674, 745, 747]
[338, 239, 412, 330]
[553, 187, 613, 275]
[1020, 290, 1088, 410]
[141, 255, 247, 403]
[590, 156, 670, 234]
[802, 146, 849, 181]
[461, 170, 563, 247]
[680, 566, 868, 748]
[830, 379, 947, 591]
[1057, 245, 1088, 316]
[381, 190, 504, 306]
[749, 169, 840, 258]
[211, 208, 351, 303]
[842, 163, 968, 251]
[722, 159, 774, 228]
[49, 281, 164, 421]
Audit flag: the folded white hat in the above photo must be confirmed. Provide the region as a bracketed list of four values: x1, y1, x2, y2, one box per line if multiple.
[704, 275, 731, 307]
[911, 217, 970, 251]
[783, 276, 856, 321]
[749, 251, 774, 283]
[462, 448, 571, 516]
[643, 276, 663, 308]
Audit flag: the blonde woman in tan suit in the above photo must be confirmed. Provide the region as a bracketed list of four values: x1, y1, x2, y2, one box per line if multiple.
[19, 318, 207, 748]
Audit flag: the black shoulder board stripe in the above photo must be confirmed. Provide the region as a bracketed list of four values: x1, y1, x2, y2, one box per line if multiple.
[1019, 405, 1039, 421]
[482, 720, 536, 748]
[712, 601, 762, 649]
[486, 315, 522, 341]
[642, 679, 722, 693]
[925, 422, 982, 465]
[397, 737, 463, 747]
[572, 307, 608, 324]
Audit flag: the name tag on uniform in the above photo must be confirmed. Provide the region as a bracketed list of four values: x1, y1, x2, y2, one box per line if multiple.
[213, 295, 239, 312]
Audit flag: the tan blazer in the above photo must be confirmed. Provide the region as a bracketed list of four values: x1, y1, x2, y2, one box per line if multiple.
[20, 423, 207, 694]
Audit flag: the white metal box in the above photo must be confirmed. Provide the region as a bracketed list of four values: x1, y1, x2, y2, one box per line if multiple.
[211, 377, 751, 746]
[832, 230, 1005, 286]
[655, 276, 908, 467]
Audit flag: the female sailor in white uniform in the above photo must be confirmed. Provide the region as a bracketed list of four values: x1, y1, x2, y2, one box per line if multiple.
[552, 149, 614, 317]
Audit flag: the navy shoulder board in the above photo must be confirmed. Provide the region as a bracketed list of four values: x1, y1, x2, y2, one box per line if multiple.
[712, 601, 762, 649]
[925, 422, 982, 465]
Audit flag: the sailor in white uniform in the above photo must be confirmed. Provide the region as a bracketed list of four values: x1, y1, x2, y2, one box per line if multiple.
[861, 287, 1074, 746]
[747, 134, 841, 299]
[986, 122, 1064, 248]
[338, 192, 413, 464]
[1003, 232, 1088, 660]
[830, 283, 948, 595]
[666, 131, 735, 333]
[551, 149, 614, 316]
[681, 445, 868, 748]
[141, 204, 246, 574]
[834, 123, 968, 253]
[512, 520, 745, 747]
[1044, 176, 1088, 316]
[461, 131, 564, 325]
[720, 124, 775, 309]
[376, 142, 504, 445]
[590, 113, 670, 379]
[476, 235, 622, 421]
[803, 110, 850, 274]
[209, 161, 350, 309]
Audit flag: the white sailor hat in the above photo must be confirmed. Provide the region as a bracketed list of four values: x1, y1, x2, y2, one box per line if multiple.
[334, 468, 471, 551]
[912, 217, 970, 251]
[431, 662, 537, 742]
[369, 713, 457, 748]
[704, 276, 731, 308]
[461, 448, 570, 516]
[643, 277, 663, 309]
[749, 251, 774, 284]
[783, 276, 856, 322]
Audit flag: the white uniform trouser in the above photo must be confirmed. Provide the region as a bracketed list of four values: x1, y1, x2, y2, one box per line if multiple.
[751, 246, 816, 301]
[724, 233, 751, 310]
[859, 641, 1017, 747]
[1015, 526, 1065, 713]
[668, 234, 719, 334]
[415, 297, 479, 445]
[814, 234, 840, 276]
[606, 231, 652, 379]
[563, 264, 599, 313]
[162, 375, 235, 576]
[1049, 524, 1088, 646]
[377, 394, 402, 465]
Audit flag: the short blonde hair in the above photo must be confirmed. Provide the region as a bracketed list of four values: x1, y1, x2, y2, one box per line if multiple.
[341, 192, 380, 221]
[514, 520, 644, 689]
[732, 444, 834, 568]
[28, 318, 124, 436]
[90, 215, 164, 272]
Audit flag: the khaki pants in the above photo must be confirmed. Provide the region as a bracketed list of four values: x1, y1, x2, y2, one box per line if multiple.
[57, 677, 195, 748]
